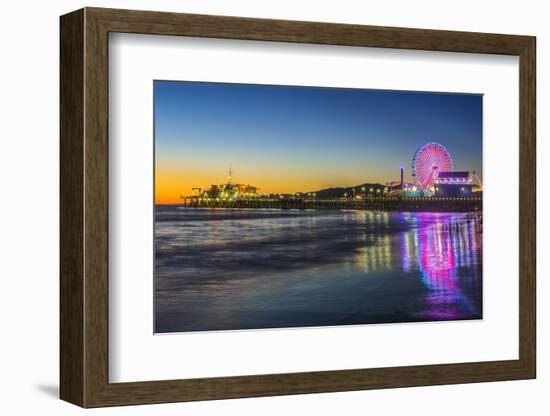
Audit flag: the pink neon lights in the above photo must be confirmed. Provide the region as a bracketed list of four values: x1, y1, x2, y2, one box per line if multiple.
[412, 142, 454, 188]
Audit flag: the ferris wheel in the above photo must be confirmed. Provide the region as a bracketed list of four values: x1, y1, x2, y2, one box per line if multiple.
[412, 142, 453, 188]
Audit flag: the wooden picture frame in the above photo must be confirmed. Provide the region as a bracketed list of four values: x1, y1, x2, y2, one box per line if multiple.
[60, 7, 536, 408]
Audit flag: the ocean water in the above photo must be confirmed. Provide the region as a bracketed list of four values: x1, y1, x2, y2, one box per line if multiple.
[154, 207, 482, 333]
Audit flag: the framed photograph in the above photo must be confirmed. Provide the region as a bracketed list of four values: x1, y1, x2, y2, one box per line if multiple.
[60, 7, 536, 407]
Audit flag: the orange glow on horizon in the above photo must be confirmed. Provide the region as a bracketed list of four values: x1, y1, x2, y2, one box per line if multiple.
[155, 166, 391, 205]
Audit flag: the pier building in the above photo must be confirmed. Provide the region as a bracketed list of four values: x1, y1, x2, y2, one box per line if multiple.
[434, 171, 476, 197]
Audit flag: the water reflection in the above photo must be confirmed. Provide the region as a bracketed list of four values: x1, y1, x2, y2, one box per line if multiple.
[155, 207, 482, 333]
[353, 212, 482, 320]
[414, 214, 481, 319]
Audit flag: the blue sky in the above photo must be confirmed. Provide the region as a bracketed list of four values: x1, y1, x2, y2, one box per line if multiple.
[154, 80, 482, 202]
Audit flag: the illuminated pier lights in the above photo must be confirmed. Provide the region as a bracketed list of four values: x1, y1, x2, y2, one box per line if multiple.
[387, 142, 483, 197]
[184, 167, 261, 203]
[434, 171, 476, 197]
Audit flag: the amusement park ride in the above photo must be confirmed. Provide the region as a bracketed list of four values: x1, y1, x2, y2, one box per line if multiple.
[400, 142, 482, 197]
[412, 142, 454, 189]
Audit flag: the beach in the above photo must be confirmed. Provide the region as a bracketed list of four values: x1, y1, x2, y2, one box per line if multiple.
[154, 207, 482, 333]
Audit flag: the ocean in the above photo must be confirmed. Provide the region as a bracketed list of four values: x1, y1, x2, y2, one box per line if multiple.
[154, 206, 482, 333]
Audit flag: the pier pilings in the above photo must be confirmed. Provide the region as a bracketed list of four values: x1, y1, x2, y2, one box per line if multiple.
[180, 197, 482, 212]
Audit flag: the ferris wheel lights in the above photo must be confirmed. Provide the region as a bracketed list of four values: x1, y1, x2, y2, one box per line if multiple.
[411, 142, 454, 189]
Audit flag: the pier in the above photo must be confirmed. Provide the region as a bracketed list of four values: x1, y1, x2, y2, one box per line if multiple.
[180, 196, 482, 212]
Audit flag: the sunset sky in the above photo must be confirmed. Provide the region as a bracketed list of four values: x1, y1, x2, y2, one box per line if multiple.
[154, 81, 482, 204]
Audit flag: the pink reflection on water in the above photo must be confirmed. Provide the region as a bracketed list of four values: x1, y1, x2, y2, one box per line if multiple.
[410, 213, 478, 320]
[419, 221, 457, 290]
